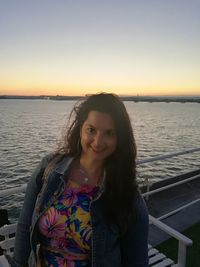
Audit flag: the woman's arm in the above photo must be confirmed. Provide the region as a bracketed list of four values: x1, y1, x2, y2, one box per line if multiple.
[7, 155, 53, 267]
[120, 193, 149, 267]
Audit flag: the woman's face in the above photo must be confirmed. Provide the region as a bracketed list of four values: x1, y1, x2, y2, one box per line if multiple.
[80, 111, 117, 163]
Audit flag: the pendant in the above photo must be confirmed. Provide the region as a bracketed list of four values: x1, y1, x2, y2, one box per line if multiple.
[83, 177, 89, 183]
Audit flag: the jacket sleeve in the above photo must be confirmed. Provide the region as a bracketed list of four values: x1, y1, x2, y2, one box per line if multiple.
[7, 154, 53, 267]
[120, 193, 149, 267]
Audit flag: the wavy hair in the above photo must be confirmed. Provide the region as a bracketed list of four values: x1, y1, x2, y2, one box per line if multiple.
[58, 93, 138, 234]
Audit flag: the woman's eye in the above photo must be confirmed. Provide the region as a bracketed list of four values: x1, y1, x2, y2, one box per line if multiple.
[87, 127, 95, 134]
[106, 130, 116, 137]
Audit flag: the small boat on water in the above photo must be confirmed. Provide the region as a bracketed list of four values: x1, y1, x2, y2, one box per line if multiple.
[0, 147, 200, 267]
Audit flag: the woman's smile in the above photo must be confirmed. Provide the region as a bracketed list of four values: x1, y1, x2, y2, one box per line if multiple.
[80, 111, 117, 164]
[90, 146, 105, 154]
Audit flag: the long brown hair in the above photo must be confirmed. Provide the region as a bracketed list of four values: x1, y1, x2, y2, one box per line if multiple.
[58, 93, 138, 234]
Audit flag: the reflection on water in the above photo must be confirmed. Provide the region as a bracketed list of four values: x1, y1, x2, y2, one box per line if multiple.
[0, 99, 200, 221]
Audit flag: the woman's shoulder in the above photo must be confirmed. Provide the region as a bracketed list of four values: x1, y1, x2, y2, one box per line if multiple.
[39, 153, 74, 179]
[41, 152, 58, 163]
[39, 152, 68, 168]
[31, 153, 62, 181]
[133, 191, 149, 223]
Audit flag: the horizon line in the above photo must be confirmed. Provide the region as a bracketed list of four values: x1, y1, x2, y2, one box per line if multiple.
[1, 94, 200, 98]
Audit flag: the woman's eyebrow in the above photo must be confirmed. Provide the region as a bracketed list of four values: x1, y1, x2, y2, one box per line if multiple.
[85, 123, 115, 131]
[85, 123, 95, 127]
[106, 128, 115, 131]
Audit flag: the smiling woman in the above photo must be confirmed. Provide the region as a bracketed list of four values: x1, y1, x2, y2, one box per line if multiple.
[7, 93, 149, 267]
[80, 111, 117, 172]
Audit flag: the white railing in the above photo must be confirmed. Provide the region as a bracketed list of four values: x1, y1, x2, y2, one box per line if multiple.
[136, 147, 200, 165]
[0, 147, 200, 198]
[0, 216, 193, 267]
[149, 215, 193, 267]
[158, 198, 200, 220]
[0, 185, 27, 198]
[142, 173, 200, 198]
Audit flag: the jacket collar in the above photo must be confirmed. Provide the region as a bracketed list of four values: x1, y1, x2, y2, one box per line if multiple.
[54, 155, 106, 193]
[55, 155, 74, 175]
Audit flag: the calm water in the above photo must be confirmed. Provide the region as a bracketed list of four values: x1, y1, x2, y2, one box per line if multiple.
[0, 99, 200, 221]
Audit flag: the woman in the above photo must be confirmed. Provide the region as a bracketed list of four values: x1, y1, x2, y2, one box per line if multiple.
[8, 93, 149, 267]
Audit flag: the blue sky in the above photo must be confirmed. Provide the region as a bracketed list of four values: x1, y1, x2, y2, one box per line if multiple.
[0, 0, 200, 96]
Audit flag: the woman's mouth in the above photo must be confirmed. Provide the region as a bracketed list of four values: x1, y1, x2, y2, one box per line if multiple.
[91, 147, 104, 153]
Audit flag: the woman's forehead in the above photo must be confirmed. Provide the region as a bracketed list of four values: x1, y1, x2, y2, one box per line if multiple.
[83, 111, 115, 129]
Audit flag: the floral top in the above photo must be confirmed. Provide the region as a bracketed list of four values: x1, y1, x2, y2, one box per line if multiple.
[37, 179, 99, 267]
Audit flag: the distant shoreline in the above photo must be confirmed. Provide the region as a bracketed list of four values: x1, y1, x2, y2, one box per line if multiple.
[0, 95, 200, 103]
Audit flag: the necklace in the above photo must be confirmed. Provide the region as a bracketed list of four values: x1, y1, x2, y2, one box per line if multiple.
[79, 167, 90, 184]
[79, 164, 104, 186]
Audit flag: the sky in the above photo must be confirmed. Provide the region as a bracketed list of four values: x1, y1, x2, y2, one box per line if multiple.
[0, 0, 200, 96]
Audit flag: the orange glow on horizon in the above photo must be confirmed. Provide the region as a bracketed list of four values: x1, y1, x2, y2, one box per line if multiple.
[0, 86, 200, 97]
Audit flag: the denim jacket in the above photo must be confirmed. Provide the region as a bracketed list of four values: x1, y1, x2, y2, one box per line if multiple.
[8, 154, 149, 267]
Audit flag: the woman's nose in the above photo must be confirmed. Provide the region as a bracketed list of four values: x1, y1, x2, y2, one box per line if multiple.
[93, 132, 104, 147]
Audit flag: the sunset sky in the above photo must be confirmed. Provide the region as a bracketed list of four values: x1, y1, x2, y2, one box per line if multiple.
[0, 0, 200, 96]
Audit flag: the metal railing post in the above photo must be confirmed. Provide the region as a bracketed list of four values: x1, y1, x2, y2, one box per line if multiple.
[178, 241, 187, 267]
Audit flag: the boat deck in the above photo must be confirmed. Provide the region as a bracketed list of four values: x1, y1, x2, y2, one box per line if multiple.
[142, 169, 200, 246]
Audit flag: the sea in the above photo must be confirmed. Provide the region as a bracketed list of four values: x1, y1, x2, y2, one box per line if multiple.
[0, 99, 200, 222]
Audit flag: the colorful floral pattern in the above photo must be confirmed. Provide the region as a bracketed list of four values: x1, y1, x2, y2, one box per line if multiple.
[37, 180, 99, 267]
